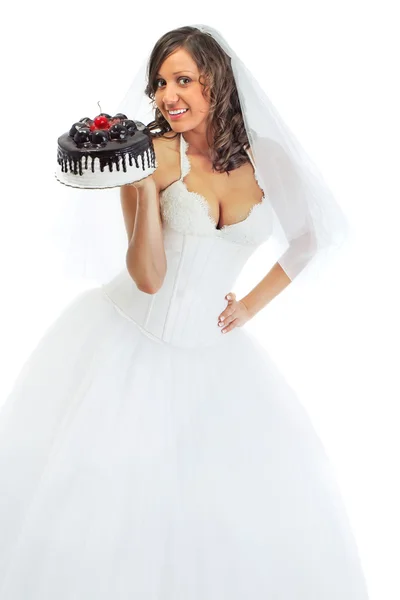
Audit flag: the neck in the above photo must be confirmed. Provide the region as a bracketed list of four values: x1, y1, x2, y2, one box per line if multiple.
[181, 130, 211, 157]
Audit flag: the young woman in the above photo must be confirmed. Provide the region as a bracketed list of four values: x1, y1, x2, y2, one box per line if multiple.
[0, 25, 369, 599]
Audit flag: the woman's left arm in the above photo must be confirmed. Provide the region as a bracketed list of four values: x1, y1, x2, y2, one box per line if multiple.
[217, 262, 291, 334]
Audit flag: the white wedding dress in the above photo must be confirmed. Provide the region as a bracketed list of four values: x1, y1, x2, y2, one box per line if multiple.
[0, 134, 369, 598]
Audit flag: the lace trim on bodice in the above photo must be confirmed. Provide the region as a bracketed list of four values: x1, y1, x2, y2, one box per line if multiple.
[159, 134, 273, 246]
[179, 134, 266, 230]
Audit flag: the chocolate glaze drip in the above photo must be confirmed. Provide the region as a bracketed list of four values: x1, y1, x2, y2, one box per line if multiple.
[57, 131, 156, 176]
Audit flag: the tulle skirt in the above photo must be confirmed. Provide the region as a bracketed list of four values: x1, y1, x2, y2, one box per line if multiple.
[0, 286, 369, 599]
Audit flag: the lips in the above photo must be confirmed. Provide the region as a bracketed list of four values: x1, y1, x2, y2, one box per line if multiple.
[167, 108, 189, 121]
[167, 108, 188, 114]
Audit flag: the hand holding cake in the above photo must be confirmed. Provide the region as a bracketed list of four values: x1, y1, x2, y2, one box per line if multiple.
[55, 110, 157, 189]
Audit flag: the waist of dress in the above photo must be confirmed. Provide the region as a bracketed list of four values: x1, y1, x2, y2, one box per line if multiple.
[101, 282, 234, 350]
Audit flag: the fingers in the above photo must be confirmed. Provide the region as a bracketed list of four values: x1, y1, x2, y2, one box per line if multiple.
[218, 293, 238, 333]
[218, 308, 235, 326]
[218, 292, 235, 319]
[220, 317, 239, 334]
[218, 314, 234, 329]
[217, 293, 250, 335]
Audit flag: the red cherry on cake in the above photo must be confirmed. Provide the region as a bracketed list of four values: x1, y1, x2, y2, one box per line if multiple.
[93, 115, 109, 129]
[90, 123, 97, 132]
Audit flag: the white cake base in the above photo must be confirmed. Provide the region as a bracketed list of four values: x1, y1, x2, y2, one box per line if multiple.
[55, 157, 157, 189]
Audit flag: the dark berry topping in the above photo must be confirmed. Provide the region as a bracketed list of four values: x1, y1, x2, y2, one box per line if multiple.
[91, 130, 109, 144]
[109, 124, 129, 140]
[121, 119, 137, 135]
[134, 120, 146, 131]
[69, 122, 87, 137]
[73, 128, 91, 145]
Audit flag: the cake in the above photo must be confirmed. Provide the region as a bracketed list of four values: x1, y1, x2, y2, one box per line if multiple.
[55, 113, 157, 189]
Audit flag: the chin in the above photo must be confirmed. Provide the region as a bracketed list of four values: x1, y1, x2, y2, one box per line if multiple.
[172, 123, 193, 130]
[168, 122, 193, 133]
[170, 119, 206, 131]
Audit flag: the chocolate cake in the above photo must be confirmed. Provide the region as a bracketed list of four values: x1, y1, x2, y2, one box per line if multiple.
[55, 113, 157, 189]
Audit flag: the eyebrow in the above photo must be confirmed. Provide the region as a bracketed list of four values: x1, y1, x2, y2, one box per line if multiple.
[156, 70, 196, 77]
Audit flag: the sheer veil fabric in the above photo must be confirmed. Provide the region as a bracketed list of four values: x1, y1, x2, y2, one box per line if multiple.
[50, 23, 350, 294]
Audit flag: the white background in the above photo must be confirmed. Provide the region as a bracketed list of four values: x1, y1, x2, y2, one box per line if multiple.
[0, 1, 399, 598]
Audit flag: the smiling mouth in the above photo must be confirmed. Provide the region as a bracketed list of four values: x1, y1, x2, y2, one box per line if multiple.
[167, 109, 189, 115]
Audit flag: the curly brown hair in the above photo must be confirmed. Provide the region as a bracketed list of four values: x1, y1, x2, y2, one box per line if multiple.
[145, 26, 251, 175]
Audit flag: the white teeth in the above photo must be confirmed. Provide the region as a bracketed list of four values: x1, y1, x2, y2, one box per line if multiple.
[168, 109, 188, 115]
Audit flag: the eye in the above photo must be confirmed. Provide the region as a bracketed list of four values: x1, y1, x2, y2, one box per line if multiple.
[155, 76, 191, 89]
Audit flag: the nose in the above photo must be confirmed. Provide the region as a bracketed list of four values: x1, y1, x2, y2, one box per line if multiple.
[162, 83, 180, 107]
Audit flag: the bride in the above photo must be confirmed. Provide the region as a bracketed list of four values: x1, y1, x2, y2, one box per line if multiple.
[0, 24, 370, 599]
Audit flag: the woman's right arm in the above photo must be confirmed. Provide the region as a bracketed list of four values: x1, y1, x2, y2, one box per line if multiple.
[120, 135, 179, 293]
[120, 174, 167, 295]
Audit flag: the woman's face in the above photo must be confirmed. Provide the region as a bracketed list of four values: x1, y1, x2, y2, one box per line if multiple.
[154, 47, 211, 132]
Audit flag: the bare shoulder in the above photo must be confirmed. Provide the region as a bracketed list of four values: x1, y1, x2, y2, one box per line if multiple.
[151, 133, 181, 192]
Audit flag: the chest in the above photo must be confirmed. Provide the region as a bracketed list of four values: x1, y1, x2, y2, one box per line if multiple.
[159, 176, 273, 247]
[182, 152, 264, 230]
